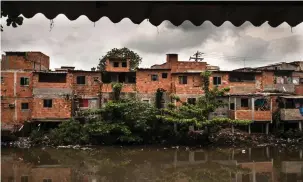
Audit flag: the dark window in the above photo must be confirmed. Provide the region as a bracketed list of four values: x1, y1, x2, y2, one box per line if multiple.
[20, 77, 29, 86]
[187, 98, 196, 105]
[213, 76, 221, 85]
[241, 98, 249, 108]
[21, 103, 29, 110]
[229, 72, 255, 82]
[43, 179, 52, 182]
[162, 73, 168, 78]
[101, 72, 111, 83]
[38, 73, 66, 83]
[128, 75, 136, 83]
[230, 103, 235, 110]
[179, 76, 187, 84]
[77, 76, 86, 84]
[122, 62, 127, 67]
[151, 74, 158, 81]
[21, 176, 29, 182]
[43, 99, 52, 108]
[300, 78, 303, 84]
[1, 76, 4, 84]
[113, 62, 119, 67]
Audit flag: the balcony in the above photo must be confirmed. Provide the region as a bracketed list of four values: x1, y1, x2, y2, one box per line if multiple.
[229, 110, 272, 121]
[228, 96, 272, 122]
[278, 96, 303, 121]
[264, 84, 295, 93]
[280, 109, 303, 121]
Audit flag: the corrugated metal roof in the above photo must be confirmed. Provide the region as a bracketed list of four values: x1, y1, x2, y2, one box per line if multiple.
[2, 1, 303, 27]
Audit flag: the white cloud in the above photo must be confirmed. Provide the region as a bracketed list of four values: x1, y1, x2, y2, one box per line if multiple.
[1, 14, 303, 71]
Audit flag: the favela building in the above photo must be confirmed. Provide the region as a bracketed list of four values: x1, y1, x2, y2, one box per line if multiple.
[1, 51, 303, 134]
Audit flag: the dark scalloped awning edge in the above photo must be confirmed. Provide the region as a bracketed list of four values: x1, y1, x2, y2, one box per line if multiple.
[2, 1, 303, 27]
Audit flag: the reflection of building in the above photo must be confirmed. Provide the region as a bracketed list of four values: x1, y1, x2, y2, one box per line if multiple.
[1, 158, 72, 182]
[281, 161, 303, 182]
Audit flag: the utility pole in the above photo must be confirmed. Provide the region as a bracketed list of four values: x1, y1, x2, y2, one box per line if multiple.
[189, 51, 204, 62]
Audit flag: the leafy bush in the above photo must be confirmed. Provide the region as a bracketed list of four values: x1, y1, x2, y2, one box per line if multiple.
[48, 119, 89, 145]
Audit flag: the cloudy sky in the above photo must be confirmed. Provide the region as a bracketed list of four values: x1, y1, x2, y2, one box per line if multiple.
[1, 14, 303, 70]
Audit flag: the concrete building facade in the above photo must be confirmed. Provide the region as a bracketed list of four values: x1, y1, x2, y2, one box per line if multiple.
[1, 52, 303, 133]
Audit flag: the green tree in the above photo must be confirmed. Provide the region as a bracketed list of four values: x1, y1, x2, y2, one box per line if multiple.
[157, 71, 251, 136]
[48, 119, 89, 145]
[82, 99, 159, 144]
[98, 47, 142, 71]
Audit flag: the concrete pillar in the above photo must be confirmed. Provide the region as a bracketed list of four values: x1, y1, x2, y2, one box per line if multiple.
[251, 97, 255, 121]
[266, 123, 269, 135]
[266, 147, 270, 159]
[249, 148, 252, 160]
[174, 150, 177, 168]
[228, 96, 231, 110]
[252, 162, 256, 182]
[189, 151, 195, 163]
[234, 97, 237, 111]
[232, 149, 235, 160]
[248, 124, 251, 134]
[270, 98, 273, 123]
[174, 123, 177, 133]
[232, 125, 234, 134]
[299, 121, 302, 131]
[300, 150, 302, 160]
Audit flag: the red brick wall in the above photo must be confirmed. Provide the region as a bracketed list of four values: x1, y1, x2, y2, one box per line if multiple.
[254, 111, 272, 121]
[210, 72, 262, 94]
[33, 73, 73, 89]
[1, 72, 14, 97]
[1, 52, 49, 71]
[1, 54, 32, 70]
[262, 71, 275, 87]
[235, 110, 271, 121]
[1, 71, 33, 125]
[72, 72, 101, 96]
[136, 70, 172, 93]
[26, 52, 50, 71]
[105, 58, 131, 72]
[16, 72, 33, 97]
[32, 98, 71, 119]
[173, 74, 204, 94]
[175, 62, 207, 72]
[295, 85, 303, 95]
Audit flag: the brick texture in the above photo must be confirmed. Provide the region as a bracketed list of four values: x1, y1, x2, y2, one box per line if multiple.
[1, 52, 49, 71]
[32, 98, 71, 119]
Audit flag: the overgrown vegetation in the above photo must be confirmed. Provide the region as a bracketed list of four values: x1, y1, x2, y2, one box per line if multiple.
[30, 72, 252, 146]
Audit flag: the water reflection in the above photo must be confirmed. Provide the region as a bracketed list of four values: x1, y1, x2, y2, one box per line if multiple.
[1, 147, 303, 182]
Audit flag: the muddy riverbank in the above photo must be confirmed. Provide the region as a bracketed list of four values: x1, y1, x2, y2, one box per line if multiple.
[2, 128, 303, 150]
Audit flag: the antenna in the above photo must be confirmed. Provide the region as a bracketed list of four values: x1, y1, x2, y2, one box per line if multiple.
[189, 51, 204, 62]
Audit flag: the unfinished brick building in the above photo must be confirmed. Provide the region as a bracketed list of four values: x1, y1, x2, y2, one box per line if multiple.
[1, 52, 302, 134]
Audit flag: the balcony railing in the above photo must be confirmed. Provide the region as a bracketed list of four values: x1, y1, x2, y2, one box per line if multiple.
[264, 84, 295, 93]
[229, 110, 272, 121]
[280, 109, 303, 121]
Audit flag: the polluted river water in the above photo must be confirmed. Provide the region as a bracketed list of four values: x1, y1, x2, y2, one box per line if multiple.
[1, 146, 303, 182]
